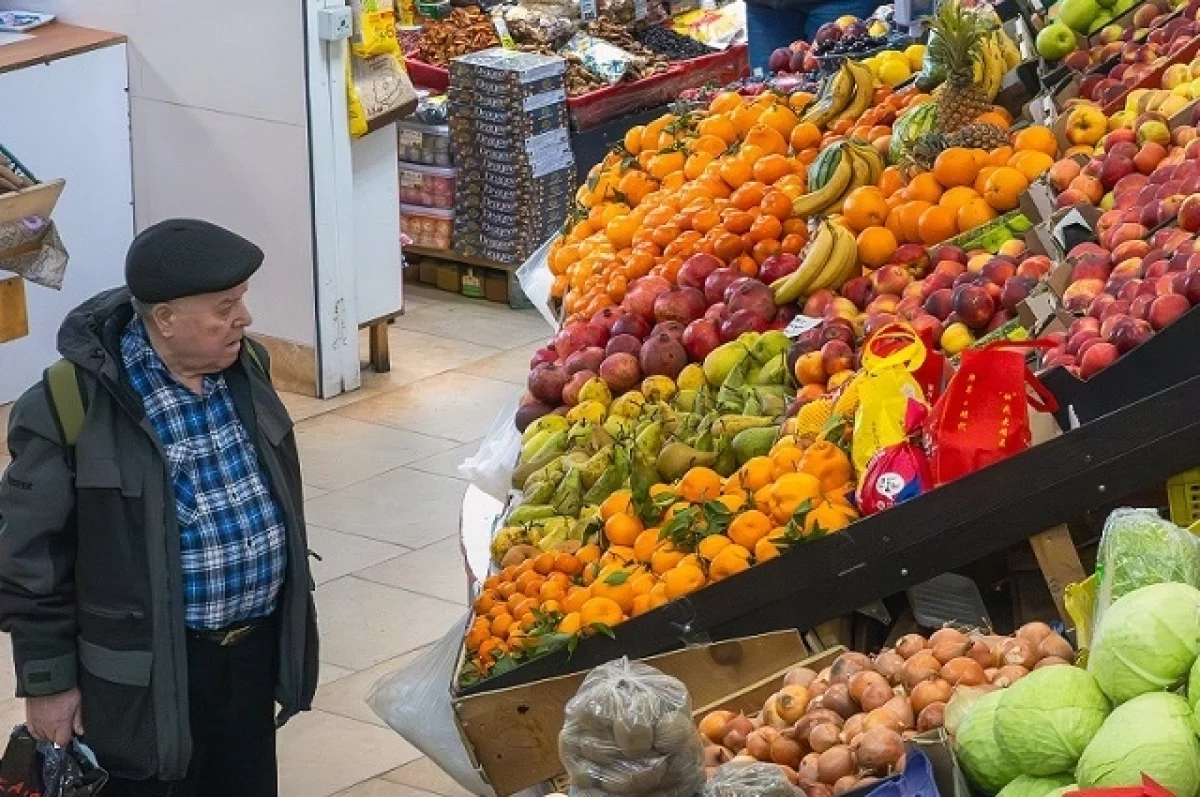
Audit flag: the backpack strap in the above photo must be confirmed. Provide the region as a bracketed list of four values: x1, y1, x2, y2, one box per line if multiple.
[43, 359, 86, 464]
[243, 339, 269, 379]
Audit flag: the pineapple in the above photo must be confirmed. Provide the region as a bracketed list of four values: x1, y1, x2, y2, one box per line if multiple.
[926, 0, 996, 134]
[947, 122, 1009, 150]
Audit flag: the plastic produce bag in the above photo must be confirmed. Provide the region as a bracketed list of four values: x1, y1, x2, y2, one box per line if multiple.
[852, 323, 929, 476]
[856, 399, 933, 516]
[702, 762, 801, 796]
[366, 615, 497, 797]
[459, 396, 524, 500]
[560, 33, 637, 84]
[0, 726, 108, 796]
[560, 658, 704, 797]
[1093, 508, 1200, 630]
[516, 235, 560, 330]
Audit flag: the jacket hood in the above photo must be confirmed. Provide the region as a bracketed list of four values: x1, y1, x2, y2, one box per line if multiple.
[57, 287, 135, 376]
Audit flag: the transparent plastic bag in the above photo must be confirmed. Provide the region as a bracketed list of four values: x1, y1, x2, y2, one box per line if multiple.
[516, 235, 561, 330]
[0, 726, 108, 796]
[702, 762, 801, 797]
[559, 658, 705, 797]
[459, 397, 524, 500]
[366, 615, 497, 796]
[1093, 507, 1200, 629]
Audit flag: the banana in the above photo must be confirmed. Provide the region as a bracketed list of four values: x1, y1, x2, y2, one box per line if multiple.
[521, 413, 568, 443]
[802, 66, 855, 128]
[980, 37, 1005, 101]
[805, 222, 857, 293]
[792, 152, 853, 219]
[833, 60, 875, 124]
[996, 28, 1021, 70]
[772, 220, 837, 304]
[848, 141, 883, 184]
[823, 148, 872, 216]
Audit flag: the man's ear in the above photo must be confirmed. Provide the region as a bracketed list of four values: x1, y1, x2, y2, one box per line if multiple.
[151, 302, 176, 339]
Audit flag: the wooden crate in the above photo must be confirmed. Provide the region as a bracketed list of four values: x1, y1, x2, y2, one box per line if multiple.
[0, 276, 28, 343]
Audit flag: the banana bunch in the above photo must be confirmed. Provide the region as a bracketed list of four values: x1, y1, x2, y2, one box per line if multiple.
[800, 60, 876, 130]
[792, 140, 884, 220]
[771, 220, 859, 305]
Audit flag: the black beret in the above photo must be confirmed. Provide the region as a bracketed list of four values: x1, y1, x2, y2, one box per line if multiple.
[125, 219, 264, 302]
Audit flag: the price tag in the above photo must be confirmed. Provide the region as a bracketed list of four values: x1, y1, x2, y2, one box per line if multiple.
[400, 171, 424, 188]
[398, 128, 422, 146]
[580, 0, 598, 22]
[492, 12, 516, 49]
[785, 315, 823, 339]
[634, 0, 648, 20]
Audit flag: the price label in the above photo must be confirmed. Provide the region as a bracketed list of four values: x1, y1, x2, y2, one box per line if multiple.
[400, 171, 424, 187]
[785, 315, 823, 339]
[492, 12, 516, 49]
[580, 0, 598, 22]
[398, 128, 422, 146]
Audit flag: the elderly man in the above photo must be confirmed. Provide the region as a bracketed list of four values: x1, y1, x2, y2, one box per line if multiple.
[0, 219, 318, 796]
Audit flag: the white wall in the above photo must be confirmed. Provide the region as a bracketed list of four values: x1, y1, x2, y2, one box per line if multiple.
[7, 0, 320, 348]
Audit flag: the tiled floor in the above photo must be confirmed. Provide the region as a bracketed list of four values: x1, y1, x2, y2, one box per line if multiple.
[0, 285, 545, 797]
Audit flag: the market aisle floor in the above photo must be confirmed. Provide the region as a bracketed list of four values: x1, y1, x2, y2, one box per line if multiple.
[0, 285, 547, 797]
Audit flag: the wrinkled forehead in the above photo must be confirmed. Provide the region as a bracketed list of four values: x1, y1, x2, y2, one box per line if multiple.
[171, 281, 249, 314]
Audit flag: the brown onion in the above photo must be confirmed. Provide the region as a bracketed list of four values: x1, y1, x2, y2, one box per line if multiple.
[795, 709, 845, 744]
[992, 664, 1029, 687]
[917, 701, 946, 732]
[831, 652, 874, 684]
[809, 679, 830, 699]
[984, 667, 999, 682]
[746, 727, 780, 761]
[726, 713, 754, 737]
[834, 775, 860, 795]
[699, 710, 734, 744]
[762, 698, 789, 729]
[860, 681, 896, 713]
[1017, 621, 1055, 645]
[895, 634, 928, 659]
[776, 685, 813, 724]
[1038, 633, 1074, 661]
[772, 736, 804, 768]
[901, 652, 942, 691]
[1035, 656, 1070, 669]
[841, 713, 867, 744]
[883, 694, 915, 729]
[910, 679, 953, 714]
[817, 745, 855, 784]
[809, 723, 842, 754]
[864, 707, 907, 733]
[778, 765, 801, 785]
[895, 753, 907, 772]
[966, 637, 1001, 669]
[803, 782, 834, 797]
[932, 639, 972, 665]
[785, 666, 820, 688]
[849, 670, 891, 704]
[815, 683, 860, 720]
[941, 657, 987, 686]
[929, 627, 969, 649]
[999, 637, 1039, 670]
[857, 727, 905, 773]
[724, 728, 748, 752]
[873, 650, 906, 683]
[704, 745, 732, 767]
[798, 752, 821, 782]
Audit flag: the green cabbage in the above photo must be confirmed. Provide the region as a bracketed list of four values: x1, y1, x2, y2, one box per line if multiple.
[996, 774, 1075, 797]
[1191, 655, 1200, 714]
[955, 690, 1021, 795]
[1045, 785, 1078, 797]
[1093, 509, 1200, 627]
[994, 666, 1111, 776]
[1076, 692, 1200, 797]
[1088, 581, 1200, 704]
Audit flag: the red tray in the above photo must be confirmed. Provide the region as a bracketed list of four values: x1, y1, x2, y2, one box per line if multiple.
[405, 56, 449, 92]
[567, 66, 684, 131]
[666, 43, 750, 96]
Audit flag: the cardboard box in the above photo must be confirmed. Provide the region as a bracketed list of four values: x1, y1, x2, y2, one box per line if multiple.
[435, 262, 461, 293]
[418, 260, 438, 284]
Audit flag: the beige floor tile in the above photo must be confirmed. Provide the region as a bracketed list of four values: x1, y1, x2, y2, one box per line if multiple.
[314, 577, 463, 671]
[384, 758, 474, 797]
[405, 440, 481, 481]
[308, 525, 407, 585]
[280, 391, 335, 422]
[358, 327, 504, 392]
[297, 415, 459, 492]
[312, 646, 430, 728]
[336, 778, 440, 796]
[455, 343, 539, 386]
[337, 372, 519, 443]
[304, 483, 331, 500]
[318, 662, 355, 686]
[355, 536, 469, 606]
[304, 467, 467, 549]
[392, 301, 550, 350]
[277, 709, 421, 797]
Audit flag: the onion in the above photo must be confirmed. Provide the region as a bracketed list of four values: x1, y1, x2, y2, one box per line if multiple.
[724, 728, 748, 752]
[803, 782, 834, 797]
[984, 667, 998, 682]
[730, 754, 759, 766]
[794, 709, 845, 744]
[817, 745, 855, 784]
[998, 637, 1039, 670]
[785, 666, 819, 688]
[778, 765, 801, 785]
[895, 634, 928, 659]
[941, 657, 987, 686]
[909, 679, 953, 714]
[895, 753, 907, 772]
[873, 650, 906, 683]
[815, 683, 860, 719]
[818, 667, 833, 682]
[992, 664, 1029, 687]
[860, 681, 895, 713]
[830, 652, 873, 684]
[849, 670, 890, 704]
[917, 701, 946, 732]
[1016, 621, 1055, 645]
[771, 735, 804, 768]
[966, 637, 1000, 669]
[900, 652, 942, 690]
[841, 713, 866, 744]
[932, 639, 971, 665]
[798, 752, 821, 782]
[864, 707, 907, 733]
[929, 627, 968, 649]
[808, 679, 829, 699]
[834, 775, 860, 795]
[704, 745, 732, 767]
[1038, 633, 1074, 661]
[856, 727, 904, 773]
[762, 698, 789, 729]
[745, 728, 779, 761]
[1034, 655, 1070, 669]
[809, 723, 841, 753]
[883, 694, 915, 729]
[776, 685, 812, 724]
[699, 710, 734, 744]
[726, 713, 754, 737]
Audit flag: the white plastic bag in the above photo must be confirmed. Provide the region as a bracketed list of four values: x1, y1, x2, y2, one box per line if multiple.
[516, 236, 560, 331]
[459, 397, 523, 501]
[702, 762, 802, 796]
[366, 615, 497, 797]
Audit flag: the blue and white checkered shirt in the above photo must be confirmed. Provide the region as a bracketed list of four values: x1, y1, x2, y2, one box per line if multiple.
[120, 317, 287, 631]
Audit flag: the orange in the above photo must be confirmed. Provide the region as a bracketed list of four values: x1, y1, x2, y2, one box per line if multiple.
[651, 545, 687, 575]
[974, 165, 999, 196]
[793, 350, 826, 386]
[986, 146, 1014, 167]
[558, 611, 583, 634]
[633, 528, 663, 563]
[562, 586, 592, 613]
[842, 187, 890, 233]
[718, 158, 753, 190]
[490, 612, 515, 638]
[699, 114, 738, 145]
[760, 189, 793, 220]
[473, 590, 497, 615]
[856, 226, 898, 269]
[771, 444, 806, 479]
[1012, 125, 1057, 157]
[743, 124, 788, 157]
[580, 596, 624, 629]
[531, 552, 556, 575]
[789, 122, 821, 152]
[600, 489, 634, 521]
[604, 512, 644, 547]
[697, 534, 733, 561]
[753, 154, 795, 185]
[649, 483, 676, 500]
[730, 182, 768, 211]
[737, 457, 776, 492]
[727, 510, 774, 550]
[664, 564, 707, 599]
[554, 552, 583, 576]
[708, 91, 743, 114]
[623, 125, 644, 155]
[895, 200, 934, 245]
[759, 104, 800, 138]
[576, 544, 601, 566]
[692, 134, 728, 157]
[878, 166, 905, 198]
[631, 594, 654, 617]
[600, 545, 636, 568]
[917, 205, 960, 245]
[715, 492, 747, 513]
[684, 151, 716, 181]
[768, 472, 823, 524]
[710, 544, 752, 581]
[982, 166, 1028, 212]
[591, 573, 636, 614]
[932, 147, 979, 188]
[678, 467, 723, 503]
[957, 197, 998, 232]
[465, 618, 491, 651]
[907, 172, 944, 204]
[540, 579, 567, 603]
[629, 571, 658, 596]
[938, 185, 979, 212]
[1009, 150, 1054, 182]
[754, 535, 783, 563]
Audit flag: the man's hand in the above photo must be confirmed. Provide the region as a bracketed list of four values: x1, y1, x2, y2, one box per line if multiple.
[26, 688, 83, 747]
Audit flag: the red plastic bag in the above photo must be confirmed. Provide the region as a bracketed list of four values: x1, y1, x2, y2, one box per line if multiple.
[857, 399, 933, 516]
[923, 340, 1058, 486]
[1070, 775, 1175, 797]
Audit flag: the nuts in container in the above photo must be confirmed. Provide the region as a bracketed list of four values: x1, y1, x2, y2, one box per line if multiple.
[415, 7, 500, 66]
[400, 204, 454, 249]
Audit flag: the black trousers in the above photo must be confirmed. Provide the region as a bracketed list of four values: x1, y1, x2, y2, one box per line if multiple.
[102, 618, 279, 797]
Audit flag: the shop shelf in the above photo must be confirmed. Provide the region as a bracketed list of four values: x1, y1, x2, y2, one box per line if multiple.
[1167, 468, 1200, 530]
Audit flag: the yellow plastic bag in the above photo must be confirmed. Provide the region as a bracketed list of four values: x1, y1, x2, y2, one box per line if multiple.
[852, 323, 929, 476]
[1065, 574, 1096, 664]
[351, 0, 401, 59]
[346, 53, 368, 138]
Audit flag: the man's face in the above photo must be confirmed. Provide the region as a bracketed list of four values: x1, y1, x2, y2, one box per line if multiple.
[152, 282, 254, 374]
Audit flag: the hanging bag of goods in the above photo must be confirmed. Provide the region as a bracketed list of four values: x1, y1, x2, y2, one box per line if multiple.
[923, 340, 1058, 486]
[851, 322, 931, 477]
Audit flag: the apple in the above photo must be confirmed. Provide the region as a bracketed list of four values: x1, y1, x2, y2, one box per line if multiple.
[1067, 106, 1110, 147]
[1037, 21, 1078, 60]
[1089, 293, 1117, 318]
[1177, 194, 1200, 231]
[1148, 293, 1191, 329]
[951, 284, 995, 330]
[1064, 278, 1107, 311]
[1000, 275, 1037, 311]
[840, 276, 874, 310]
[1110, 317, 1154, 353]
[1100, 155, 1138, 190]
[1080, 341, 1120, 378]
[1132, 142, 1168, 174]
[1137, 119, 1172, 146]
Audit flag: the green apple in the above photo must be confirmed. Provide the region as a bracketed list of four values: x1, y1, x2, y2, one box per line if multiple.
[1086, 9, 1114, 33]
[1096, 0, 1116, 8]
[1058, 0, 1101, 32]
[1037, 21, 1078, 60]
[1111, 0, 1137, 15]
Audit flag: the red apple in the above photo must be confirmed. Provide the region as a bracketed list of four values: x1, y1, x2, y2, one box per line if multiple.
[951, 284, 996, 330]
[757, 253, 802, 284]
[820, 339, 854, 375]
[923, 288, 954, 321]
[802, 288, 836, 317]
[1110, 317, 1154, 353]
[928, 244, 967, 265]
[1148, 293, 1191, 329]
[1080, 342, 1120, 378]
[871, 264, 913, 296]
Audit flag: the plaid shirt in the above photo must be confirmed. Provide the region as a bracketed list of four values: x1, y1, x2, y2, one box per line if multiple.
[120, 317, 287, 630]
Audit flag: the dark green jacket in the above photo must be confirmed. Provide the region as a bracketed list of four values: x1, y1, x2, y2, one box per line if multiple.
[0, 288, 319, 780]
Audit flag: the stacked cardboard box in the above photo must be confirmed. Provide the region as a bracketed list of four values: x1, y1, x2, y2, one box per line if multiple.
[448, 49, 576, 265]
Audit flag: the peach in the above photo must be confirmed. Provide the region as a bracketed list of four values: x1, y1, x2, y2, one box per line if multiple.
[871, 264, 913, 296]
[1110, 240, 1150, 264]
[1148, 293, 1190, 329]
[1079, 342, 1120, 379]
[934, 260, 967, 278]
[1048, 159, 1082, 192]
[1064, 279, 1107, 312]
[981, 258, 1017, 285]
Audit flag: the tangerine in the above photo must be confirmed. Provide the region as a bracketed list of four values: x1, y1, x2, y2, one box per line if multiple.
[600, 489, 634, 521]
[558, 612, 583, 634]
[663, 564, 707, 599]
[1012, 125, 1057, 157]
[1009, 150, 1054, 182]
[633, 528, 663, 563]
[842, 186, 890, 232]
[604, 512, 644, 547]
[917, 205, 960, 245]
[579, 596, 624, 628]
[678, 467, 723, 503]
[789, 122, 822, 152]
[932, 147, 979, 188]
[651, 545, 686, 575]
[856, 226, 898, 269]
[727, 510, 774, 549]
[710, 544, 752, 581]
[697, 534, 733, 561]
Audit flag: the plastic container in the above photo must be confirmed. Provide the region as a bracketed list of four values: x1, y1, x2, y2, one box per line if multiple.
[1167, 467, 1200, 531]
[400, 203, 454, 249]
[396, 120, 452, 166]
[398, 162, 456, 208]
